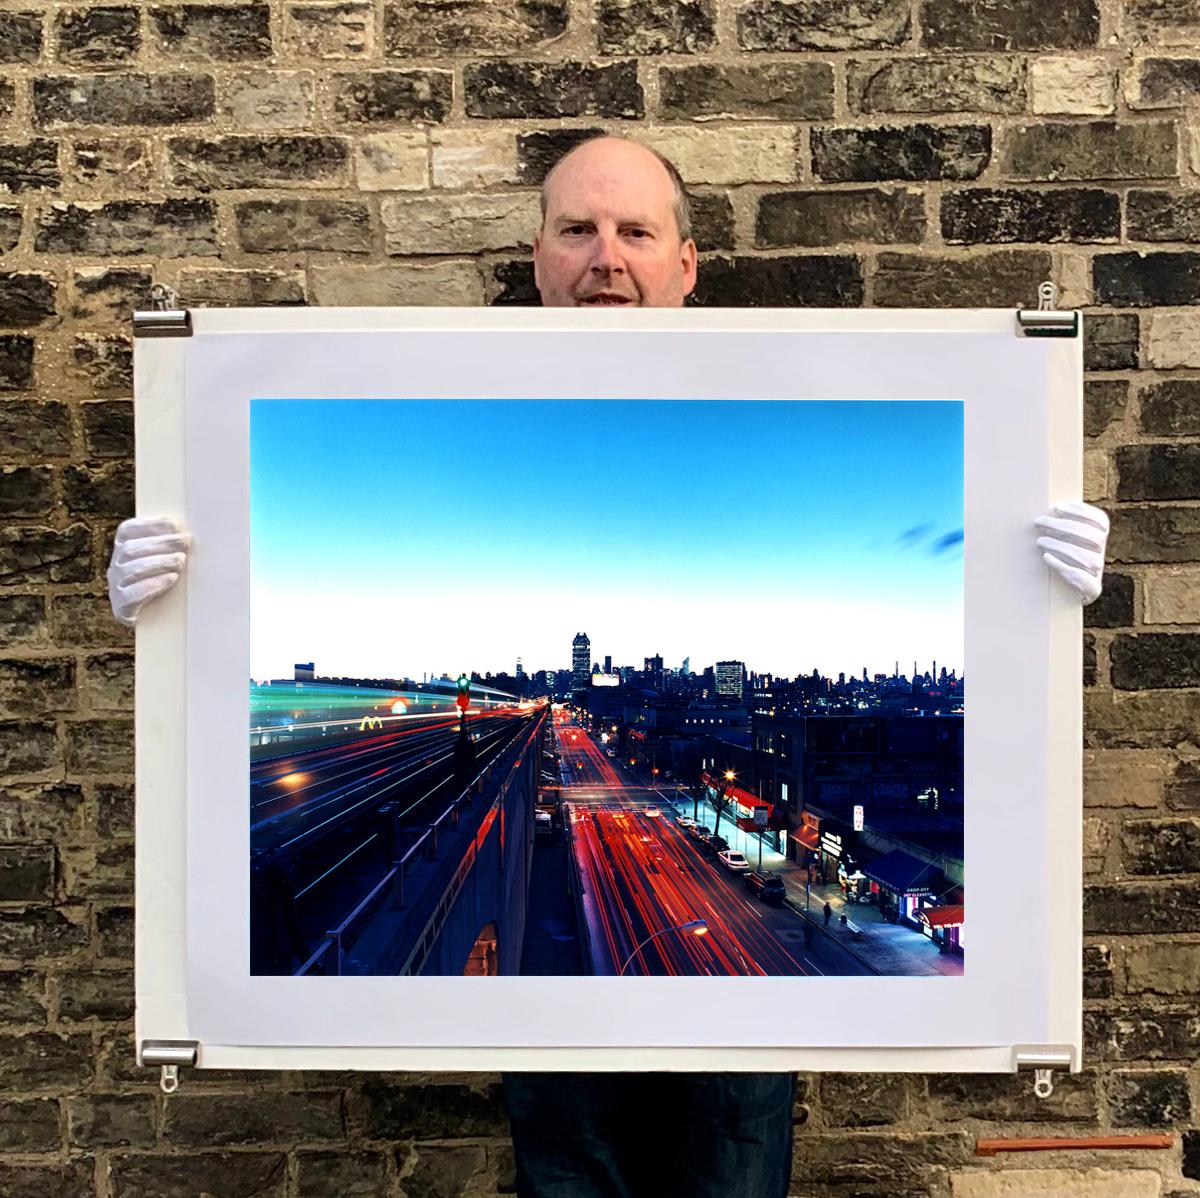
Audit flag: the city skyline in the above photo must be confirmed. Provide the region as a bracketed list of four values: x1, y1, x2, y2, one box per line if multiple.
[251, 398, 964, 680]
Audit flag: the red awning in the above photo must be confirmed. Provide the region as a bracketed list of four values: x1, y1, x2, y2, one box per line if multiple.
[794, 822, 819, 852]
[919, 905, 964, 929]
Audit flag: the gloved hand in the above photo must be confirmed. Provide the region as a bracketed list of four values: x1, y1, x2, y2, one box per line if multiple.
[1035, 501, 1109, 606]
[107, 516, 190, 627]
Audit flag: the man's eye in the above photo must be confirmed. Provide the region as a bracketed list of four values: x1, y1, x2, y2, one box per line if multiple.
[626, 229, 649, 238]
[564, 226, 587, 235]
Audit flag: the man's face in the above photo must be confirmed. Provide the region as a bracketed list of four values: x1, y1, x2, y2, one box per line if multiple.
[533, 138, 698, 309]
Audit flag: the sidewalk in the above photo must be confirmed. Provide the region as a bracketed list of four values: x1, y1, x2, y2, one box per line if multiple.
[658, 789, 963, 978]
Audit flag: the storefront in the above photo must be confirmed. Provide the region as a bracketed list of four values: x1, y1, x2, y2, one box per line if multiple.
[862, 848, 942, 929]
[791, 810, 820, 866]
[919, 903, 965, 956]
[701, 772, 783, 851]
[815, 817, 860, 886]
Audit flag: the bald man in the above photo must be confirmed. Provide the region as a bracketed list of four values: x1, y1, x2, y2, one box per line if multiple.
[109, 134, 1111, 1198]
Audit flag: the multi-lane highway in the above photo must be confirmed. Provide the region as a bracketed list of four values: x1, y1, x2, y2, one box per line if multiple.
[556, 714, 872, 978]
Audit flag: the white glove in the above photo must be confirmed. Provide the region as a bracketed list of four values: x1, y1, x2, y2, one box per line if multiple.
[1034, 501, 1108, 606]
[107, 517, 189, 627]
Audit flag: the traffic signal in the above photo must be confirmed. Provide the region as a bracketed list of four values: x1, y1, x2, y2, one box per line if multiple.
[456, 673, 470, 712]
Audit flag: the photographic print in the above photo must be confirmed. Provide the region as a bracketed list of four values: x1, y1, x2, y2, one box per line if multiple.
[248, 398, 964, 980]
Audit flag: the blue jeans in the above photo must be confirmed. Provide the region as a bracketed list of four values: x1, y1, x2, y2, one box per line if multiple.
[501, 1072, 795, 1198]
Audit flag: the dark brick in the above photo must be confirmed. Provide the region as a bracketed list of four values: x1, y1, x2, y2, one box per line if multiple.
[660, 63, 833, 120]
[71, 335, 132, 396]
[926, 1072, 1098, 1122]
[61, 842, 132, 903]
[64, 718, 133, 774]
[0, 657, 74, 715]
[80, 652, 133, 710]
[922, 0, 1099, 48]
[49, 594, 132, 649]
[515, 128, 605, 185]
[58, 971, 134, 1023]
[82, 401, 133, 458]
[1083, 943, 1112, 999]
[236, 198, 371, 253]
[490, 259, 538, 306]
[96, 783, 133, 838]
[296, 1150, 390, 1198]
[0, 720, 61, 774]
[1084, 631, 1096, 686]
[383, 0, 568, 55]
[164, 1092, 346, 1145]
[0, 12, 44, 63]
[33, 72, 216, 127]
[0, 908, 88, 959]
[63, 462, 133, 518]
[403, 1145, 489, 1196]
[0, 970, 48, 1022]
[1131, 191, 1200, 241]
[0, 845, 56, 902]
[168, 134, 349, 189]
[1187, 1129, 1200, 1181]
[1138, 57, 1200, 105]
[0, 1099, 60, 1150]
[361, 1081, 506, 1139]
[1167, 760, 1200, 812]
[56, 7, 140, 65]
[0, 271, 56, 328]
[0, 525, 91, 584]
[596, 0, 716, 54]
[0, 1031, 91, 1088]
[819, 1073, 908, 1126]
[176, 267, 307, 307]
[790, 1131, 972, 1192]
[1111, 632, 1200, 688]
[0, 783, 86, 841]
[0, 466, 53, 517]
[873, 249, 1051, 307]
[70, 139, 153, 190]
[1117, 444, 1200, 502]
[1108, 1071, 1191, 1126]
[150, 4, 271, 59]
[36, 199, 217, 257]
[1142, 380, 1200, 436]
[110, 1154, 288, 1198]
[1084, 571, 1134, 628]
[691, 254, 864, 307]
[942, 187, 1118, 244]
[1085, 880, 1200, 933]
[1084, 378, 1128, 438]
[0, 336, 34, 391]
[1084, 312, 1139, 371]
[1111, 506, 1200, 563]
[0, 140, 62, 193]
[0, 1161, 94, 1198]
[68, 1094, 153, 1147]
[689, 192, 734, 252]
[0, 207, 19, 254]
[96, 905, 133, 959]
[849, 54, 1025, 113]
[757, 188, 924, 247]
[812, 124, 990, 182]
[70, 268, 154, 324]
[1096, 252, 1200, 307]
[330, 69, 451, 123]
[1123, 817, 1200, 874]
[465, 61, 643, 119]
[0, 81, 13, 123]
[738, 0, 909, 49]
[1126, 0, 1200, 39]
[0, 594, 47, 647]
[1004, 122, 1178, 182]
[1085, 1007, 1200, 1061]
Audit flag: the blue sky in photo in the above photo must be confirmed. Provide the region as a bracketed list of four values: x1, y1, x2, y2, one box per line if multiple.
[250, 399, 963, 682]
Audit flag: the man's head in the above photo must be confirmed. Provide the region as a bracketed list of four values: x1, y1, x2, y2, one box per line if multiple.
[533, 135, 698, 309]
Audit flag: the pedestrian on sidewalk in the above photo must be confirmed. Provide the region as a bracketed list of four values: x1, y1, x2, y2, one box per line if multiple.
[823, 901, 832, 928]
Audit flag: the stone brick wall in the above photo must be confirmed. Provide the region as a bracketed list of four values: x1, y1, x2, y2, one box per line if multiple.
[0, 0, 1198, 1194]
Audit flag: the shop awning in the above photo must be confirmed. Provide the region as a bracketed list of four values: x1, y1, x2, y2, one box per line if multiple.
[864, 849, 940, 896]
[794, 822, 820, 852]
[919, 904, 964, 929]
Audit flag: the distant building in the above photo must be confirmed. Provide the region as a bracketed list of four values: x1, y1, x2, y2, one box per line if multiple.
[294, 662, 314, 681]
[572, 633, 591, 687]
[604, 654, 612, 674]
[715, 660, 745, 698]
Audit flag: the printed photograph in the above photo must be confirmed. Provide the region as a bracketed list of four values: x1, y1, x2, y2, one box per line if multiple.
[249, 399, 965, 978]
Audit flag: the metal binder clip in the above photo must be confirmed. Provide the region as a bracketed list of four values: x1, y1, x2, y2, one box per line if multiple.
[141, 1040, 198, 1092]
[134, 283, 192, 337]
[1016, 279, 1078, 338]
[1015, 1047, 1072, 1099]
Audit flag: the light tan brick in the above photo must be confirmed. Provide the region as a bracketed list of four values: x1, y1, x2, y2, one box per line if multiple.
[952, 1169, 1160, 1198]
[1083, 748, 1169, 808]
[1084, 445, 1110, 503]
[641, 127, 799, 184]
[310, 262, 483, 306]
[284, 1, 374, 58]
[1148, 312, 1200, 368]
[1083, 816, 1109, 874]
[1143, 567, 1200, 625]
[1031, 57, 1117, 115]
[223, 71, 315, 129]
[381, 192, 540, 254]
[432, 129, 520, 189]
[354, 131, 428, 191]
[1125, 940, 1200, 995]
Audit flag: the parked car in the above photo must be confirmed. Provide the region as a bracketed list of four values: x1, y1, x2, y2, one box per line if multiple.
[676, 814, 697, 829]
[685, 824, 711, 842]
[705, 835, 729, 857]
[743, 869, 786, 904]
[717, 848, 750, 872]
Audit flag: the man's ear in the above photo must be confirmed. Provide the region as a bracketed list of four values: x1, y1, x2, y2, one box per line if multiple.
[681, 238, 698, 298]
[532, 232, 542, 293]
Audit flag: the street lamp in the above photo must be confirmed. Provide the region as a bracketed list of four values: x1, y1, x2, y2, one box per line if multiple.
[713, 769, 735, 840]
[618, 919, 708, 976]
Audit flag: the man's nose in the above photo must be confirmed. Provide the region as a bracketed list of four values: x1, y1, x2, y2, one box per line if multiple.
[589, 230, 625, 274]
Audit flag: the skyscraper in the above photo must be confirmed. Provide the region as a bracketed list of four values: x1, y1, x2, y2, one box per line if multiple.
[572, 633, 591, 687]
[715, 660, 745, 698]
